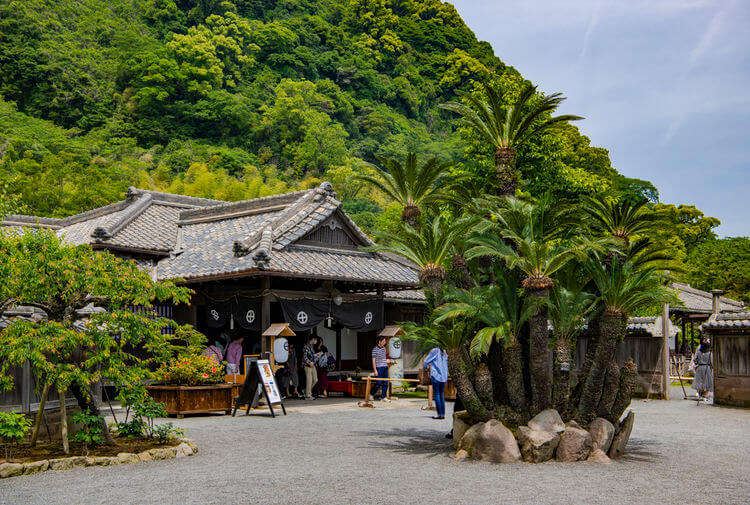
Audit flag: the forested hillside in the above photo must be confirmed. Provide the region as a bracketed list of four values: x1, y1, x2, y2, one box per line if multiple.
[0, 0, 745, 300]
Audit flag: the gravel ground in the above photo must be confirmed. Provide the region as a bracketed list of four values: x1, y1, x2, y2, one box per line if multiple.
[2, 387, 749, 505]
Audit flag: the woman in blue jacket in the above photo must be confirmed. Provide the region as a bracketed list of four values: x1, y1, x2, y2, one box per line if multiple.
[424, 348, 449, 419]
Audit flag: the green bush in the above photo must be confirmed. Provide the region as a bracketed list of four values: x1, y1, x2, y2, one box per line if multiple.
[114, 386, 182, 443]
[157, 354, 225, 386]
[0, 411, 31, 461]
[69, 410, 104, 456]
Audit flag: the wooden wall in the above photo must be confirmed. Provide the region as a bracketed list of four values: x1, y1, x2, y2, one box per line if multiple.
[713, 333, 750, 408]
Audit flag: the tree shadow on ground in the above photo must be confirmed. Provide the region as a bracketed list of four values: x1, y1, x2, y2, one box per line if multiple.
[617, 438, 661, 463]
[352, 427, 453, 458]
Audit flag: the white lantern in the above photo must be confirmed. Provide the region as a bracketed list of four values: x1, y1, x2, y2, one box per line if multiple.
[273, 337, 289, 364]
[387, 338, 402, 359]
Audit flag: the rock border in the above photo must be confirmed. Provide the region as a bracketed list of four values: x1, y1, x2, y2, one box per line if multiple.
[0, 439, 198, 479]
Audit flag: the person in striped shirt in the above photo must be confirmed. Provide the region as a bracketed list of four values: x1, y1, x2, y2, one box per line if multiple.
[372, 336, 390, 402]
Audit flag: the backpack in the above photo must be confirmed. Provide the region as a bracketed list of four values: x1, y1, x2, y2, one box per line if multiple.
[325, 354, 336, 372]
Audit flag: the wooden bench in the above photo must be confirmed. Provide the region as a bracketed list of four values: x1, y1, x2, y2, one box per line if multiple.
[357, 377, 419, 408]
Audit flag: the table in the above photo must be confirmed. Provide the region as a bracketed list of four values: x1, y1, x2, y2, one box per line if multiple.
[357, 377, 419, 408]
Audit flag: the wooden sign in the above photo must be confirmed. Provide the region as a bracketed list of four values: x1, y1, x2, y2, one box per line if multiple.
[232, 357, 286, 417]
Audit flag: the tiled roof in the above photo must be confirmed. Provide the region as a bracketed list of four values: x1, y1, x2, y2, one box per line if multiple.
[383, 290, 427, 303]
[626, 316, 680, 337]
[1, 183, 419, 288]
[670, 282, 744, 313]
[701, 312, 750, 331]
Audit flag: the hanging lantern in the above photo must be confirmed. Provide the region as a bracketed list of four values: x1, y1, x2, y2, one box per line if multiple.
[273, 337, 289, 363]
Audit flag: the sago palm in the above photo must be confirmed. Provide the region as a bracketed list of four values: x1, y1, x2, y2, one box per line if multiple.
[440, 83, 583, 196]
[583, 197, 659, 250]
[369, 215, 474, 298]
[354, 152, 450, 226]
[577, 258, 671, 422]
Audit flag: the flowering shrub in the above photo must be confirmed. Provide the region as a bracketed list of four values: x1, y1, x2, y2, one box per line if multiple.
[157, 354, 225, 385]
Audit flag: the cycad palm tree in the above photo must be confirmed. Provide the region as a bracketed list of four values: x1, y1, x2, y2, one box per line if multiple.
[577, 258, 671, 422]
[468, 200, 585, 412]
[369, 215, 474, 298]
[440, 84, 583, 196]
[354, 152, 450, 226]
[583, 197, 659, 250]
[548, 285, 596, 414]
[434, 279, 543, 420]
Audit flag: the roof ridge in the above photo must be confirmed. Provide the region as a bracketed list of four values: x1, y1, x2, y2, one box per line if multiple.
[671, 282, 744, 307]
[2, 215, 64, 229]
[179, 188, 313, 224]
[129, 187, 224, 207]
[91, 193, 153, 241]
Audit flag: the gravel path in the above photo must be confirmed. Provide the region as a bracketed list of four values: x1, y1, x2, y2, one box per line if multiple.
[2, 388, 749, 505]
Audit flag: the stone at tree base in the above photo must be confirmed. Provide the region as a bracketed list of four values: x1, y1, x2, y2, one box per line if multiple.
[458, 419, 521, 463]
[117, 452, 140, 465]
[50, 457, 87, 471]
[527, 409, 565, 434]
[453, 449, 469, 461]
[22, 460, 49, 475]
[516, 426, 559, 463]
[556, 426, 593, 462]
[138, 451, 153, 462]
[0, 463, 24, 478]
[86, 456, 115, 466]
[148, 447, 175, 460]
[453, 410, 473, 450]
[589, 417, 615, 452]
[567, 420, 582, 430]
[609, 410, 635, 459]
[184, 439, 198, 454]
[587, 449, 612, 464]
[174, 443, 194, 458]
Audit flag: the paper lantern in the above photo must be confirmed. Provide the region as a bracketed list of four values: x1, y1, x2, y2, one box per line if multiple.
[387, 338, 402, 359]
[273, 337, 289, 363]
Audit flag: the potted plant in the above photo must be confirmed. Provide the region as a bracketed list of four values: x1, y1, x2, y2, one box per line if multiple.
[146, 354, 233, 418]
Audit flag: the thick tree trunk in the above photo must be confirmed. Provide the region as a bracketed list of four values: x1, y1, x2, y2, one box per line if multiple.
[527, 287, 552, 414]
[447, 349, 491, 423]
[552, 339, 572, 416]
[473, 362, 494, 411]
[502, 340, 527, 416]
[488, 340, 509, 406]
[30, 381, 51, 447]
[59, 389, 69, 455]
[451, 254, 473, 290]
[71, 383, 115, 446]
[495, 148, 517, 197]
[570, 318, 600, 409]
[577, 312, 623, 423]
[608, 359, 638, 424]
[597, 360, 620, 418]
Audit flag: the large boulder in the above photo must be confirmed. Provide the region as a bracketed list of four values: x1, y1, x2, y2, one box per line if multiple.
[452, 410, 474, 450]
[173, 443, 194, 458]
[609, 410, 635, 459]
[516, 426, 559, 463]
[148, 447, 176, 461]
[589, 417, 615, 453]
[587, 448, 612, 464]
[458, 419, 521, 463]
[528, 409, 565, 434]
[23, 460, 49, 475]
[556, 426, 592, 462]
[117, 452, 140, 465]
[0, 463, 23, 478]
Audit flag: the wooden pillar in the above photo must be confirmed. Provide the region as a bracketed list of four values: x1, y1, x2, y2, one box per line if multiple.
[261, 276, 272, 356]
[335, 326, 342, 371]
[661, 303, 670, 400]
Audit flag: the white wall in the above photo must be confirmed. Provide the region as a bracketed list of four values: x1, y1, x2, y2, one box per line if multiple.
[316, 323, 337, 357]
[341, 328, 358, 360]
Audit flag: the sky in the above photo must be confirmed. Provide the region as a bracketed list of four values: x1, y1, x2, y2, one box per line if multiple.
[450, 0, 750, 238]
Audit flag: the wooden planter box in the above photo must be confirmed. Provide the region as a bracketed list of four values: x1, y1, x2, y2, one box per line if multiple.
[146, 384, 234, 418]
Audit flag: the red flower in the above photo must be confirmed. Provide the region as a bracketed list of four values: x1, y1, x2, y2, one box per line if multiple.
[211, 367, 216, 373]
[201, 373, 209, 378]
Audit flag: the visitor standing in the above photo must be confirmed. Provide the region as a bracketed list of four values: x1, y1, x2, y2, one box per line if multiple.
[224, 335, 244, 374]
[692, 340, 713, 403]
[423, 347, 448, 419]
[303, 335, 318, 400]
[372, 336, 390, 402]
[313, 338, 332, 398]
[282, 343, 300, 399]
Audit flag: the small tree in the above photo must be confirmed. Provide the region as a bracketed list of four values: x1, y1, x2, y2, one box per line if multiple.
[0, 228, 204, 452]
[0, 411, 31, 462]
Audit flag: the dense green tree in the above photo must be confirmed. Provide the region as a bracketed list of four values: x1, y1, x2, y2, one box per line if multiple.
[686, 237, 750, 303]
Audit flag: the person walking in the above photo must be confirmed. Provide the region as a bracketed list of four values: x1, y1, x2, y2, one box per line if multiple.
[281, 343, 300, 399]
[692, 340, 713, 403]
[423, 347, 448, 419]
[313, 338, 331, 398]
[303, 335, 318, 400]
[372, 336, 390, 402]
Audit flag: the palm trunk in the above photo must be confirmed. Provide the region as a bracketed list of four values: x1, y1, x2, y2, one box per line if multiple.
[495, 147, 517, 197]
[607, 359, 638, 425]
[59, 389, 69, 455]
[473, 362, 494, 411]
[570, 318, 600, 409]
[597, 360, 620, 418]
[447, 349, 491, 423]
[552, 339, 572, 415]
[488, 340, 509, 406]
[30, 381, 51, 447]
[577, 312, 623, 423]
[502, 340, 527, 415]
[527, 287, 552, 414]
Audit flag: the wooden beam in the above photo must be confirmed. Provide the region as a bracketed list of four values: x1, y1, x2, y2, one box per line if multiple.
[661, 303, 670, 400]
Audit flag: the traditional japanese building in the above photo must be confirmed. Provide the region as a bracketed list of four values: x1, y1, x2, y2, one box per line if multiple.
[1, 183, 426, 410]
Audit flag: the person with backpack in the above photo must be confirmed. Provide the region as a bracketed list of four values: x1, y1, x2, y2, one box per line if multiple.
[303, 335, 318, 400]
[313, 338, 335, 398]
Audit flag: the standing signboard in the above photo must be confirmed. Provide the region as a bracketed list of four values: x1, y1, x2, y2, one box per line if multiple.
[232, 358, 287, 417]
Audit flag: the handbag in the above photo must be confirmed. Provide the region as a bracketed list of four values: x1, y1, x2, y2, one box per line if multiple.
[326, 354, 336, 372]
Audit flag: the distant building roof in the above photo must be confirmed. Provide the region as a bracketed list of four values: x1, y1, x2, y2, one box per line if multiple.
[701, 312, 750, 331]
[626, 316, 680, 338]
[669, 282, 744, 314]
[2, 183, 420, 289]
